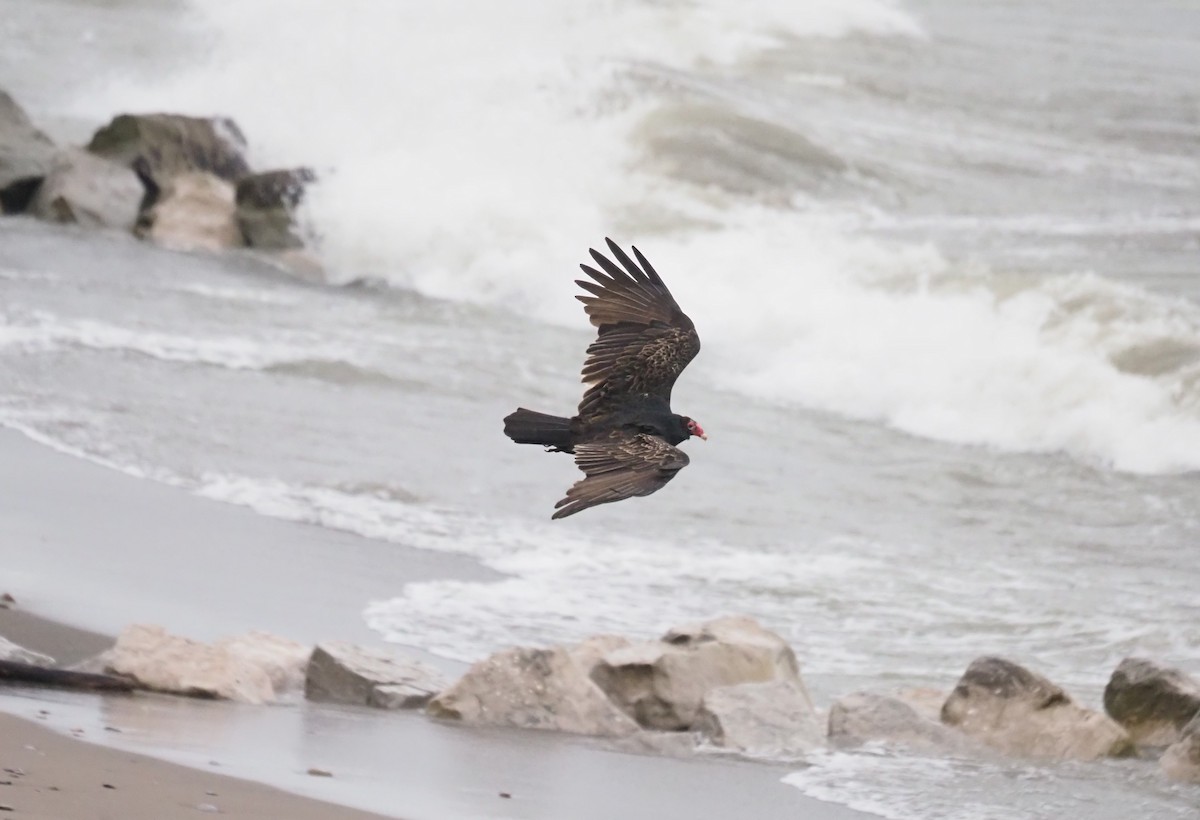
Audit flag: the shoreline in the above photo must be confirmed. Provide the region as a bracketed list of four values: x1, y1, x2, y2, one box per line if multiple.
[0, 429, 871, 819]
[0, 426, 492, 675]
[0, 710, 395, 820]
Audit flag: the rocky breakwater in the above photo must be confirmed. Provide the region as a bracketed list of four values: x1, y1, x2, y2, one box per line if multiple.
[940, 656, 1133, 761]
[1104, 657, 1200, 783]
[1, 611, 1196, 789]
[0, 89, 318, 273]
[428, 616, 825, 757]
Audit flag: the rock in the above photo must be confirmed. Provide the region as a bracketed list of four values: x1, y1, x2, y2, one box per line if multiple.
[304, 642, 446, 709]
[941, 656, 1132, 761]
[0, 90, 57, 213]
[829, 691, 975, 754]
[611, 729, 701, 758]
[427, 646, 639, 736]
[569, 634, 632, 677]
[86, 113, 249, 204]
[1103, 658, 1200, 748]
[589, 616, 801, 731]
[235, 167, 316, 249]
[214, 632, 310, 696]
[369, 683, 439, 710]
[135, 172, 243, 252]
[0, 636, 54, 667]
[695, 680, 822, 757]
[28, 148, 144, 230]
[1160, 713, 1200, 784]
[893, 687, 949, 722]
[103, 624, 274, 704]
[0, 593, 15, 609]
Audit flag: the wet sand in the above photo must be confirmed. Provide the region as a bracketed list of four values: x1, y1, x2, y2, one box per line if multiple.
[0, 712, 395, 820]
[0, 430, 872, 819]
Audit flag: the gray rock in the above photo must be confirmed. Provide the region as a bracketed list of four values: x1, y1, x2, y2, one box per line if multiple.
[829, 691, 975, 753]
[893, 687, 949, 722]
[0, 636, 55, 667]
[589, 615, 801, 731]
[1103, 657, 1200, 748]
[135, 172, 243, 252]
[103, 624, 274, 704]
[0, 90, 57, 213]
[569, 634, 632, 677]
[369, 683, 438, 710]
[941, 656, 1132, 761]
[427, 645, 639, 737]
[1160, 713, 1200, 783]
[235, 167, 315, 249]
[87, 113, 249, 201]
[696, 679, 822, 757]
[214, 631, 310, 697]
[29, 148, 143, 230]
[305, 642, 446, 709]
[611, 729, 701, 758]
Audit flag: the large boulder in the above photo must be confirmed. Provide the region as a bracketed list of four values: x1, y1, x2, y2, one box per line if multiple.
[1103, 658, 1200, 748]
[695, 679, 822, 757]
[103, 624, 274, 704]
[427, 645, 639, 737]
[235, 167, 315, 249]
[589, 616, 801, 731]
[0, 635, 55, 667]
[1160, 713, 1200, 784]
[829, 691, 975, 754]
[135, 171, 243, 252]
[941, 657, 1132, 761]
[87, 112, 249, 204]
[569, 634, 632, 676]
[0, 90, 57, 213]
[28, 148, 144, 230]
[215, 631, 310, 697]
[304, 642, 446, 710]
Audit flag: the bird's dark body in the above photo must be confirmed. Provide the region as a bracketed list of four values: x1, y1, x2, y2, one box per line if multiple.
[502, 239, 705, 519]
[504, 393, 692, 454]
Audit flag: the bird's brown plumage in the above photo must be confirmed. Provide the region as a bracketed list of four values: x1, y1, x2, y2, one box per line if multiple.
[575, 240, 701, 421]
[552, 432, 690, 519]
[503, 238, 704, 519]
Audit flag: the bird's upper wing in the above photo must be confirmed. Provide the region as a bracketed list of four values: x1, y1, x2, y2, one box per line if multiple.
[574, 238, 701, 420]
[552, 431, 690, 519]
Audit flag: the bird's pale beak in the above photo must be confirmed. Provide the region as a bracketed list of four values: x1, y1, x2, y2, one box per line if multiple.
[698, 432, 708, 441]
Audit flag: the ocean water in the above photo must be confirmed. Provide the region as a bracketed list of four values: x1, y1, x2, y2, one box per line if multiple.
[2, 0, 1199, 817]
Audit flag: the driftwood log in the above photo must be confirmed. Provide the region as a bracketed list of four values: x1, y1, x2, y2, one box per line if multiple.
[0, 659, 134, 692]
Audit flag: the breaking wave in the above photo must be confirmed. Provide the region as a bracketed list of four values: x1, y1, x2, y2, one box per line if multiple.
[49, 0, 1200, 473]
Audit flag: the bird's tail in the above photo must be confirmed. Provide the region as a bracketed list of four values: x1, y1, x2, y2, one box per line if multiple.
[503, 408, 573, 451]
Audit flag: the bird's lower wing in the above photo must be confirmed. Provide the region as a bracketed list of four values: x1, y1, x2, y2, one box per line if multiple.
[552, 433, 690, 520]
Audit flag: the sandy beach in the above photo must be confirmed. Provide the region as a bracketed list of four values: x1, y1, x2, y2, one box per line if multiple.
[1, 713, 394, 820]
[0, 430, 871, 820]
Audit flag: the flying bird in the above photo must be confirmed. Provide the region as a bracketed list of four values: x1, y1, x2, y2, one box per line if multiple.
[503, 238, 705, 519]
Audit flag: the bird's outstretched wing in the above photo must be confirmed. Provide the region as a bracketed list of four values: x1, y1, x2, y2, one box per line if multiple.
[575, 239, 701, 421]
[552, 431, 690, 519]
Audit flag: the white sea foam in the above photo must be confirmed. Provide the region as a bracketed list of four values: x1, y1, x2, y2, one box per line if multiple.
[0, 310, 363, 371]
[160, 470, 1199, 680]
[191, 470, 892, 662]
[782, 750, 1197, 820]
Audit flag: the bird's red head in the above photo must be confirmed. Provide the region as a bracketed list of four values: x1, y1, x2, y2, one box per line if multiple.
[684, 417, 707, 441]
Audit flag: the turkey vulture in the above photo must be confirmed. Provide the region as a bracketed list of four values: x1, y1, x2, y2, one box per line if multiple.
[503, 238, 705, 519]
